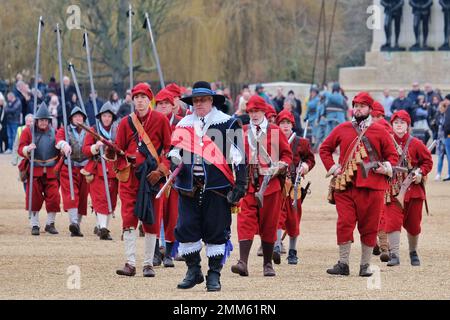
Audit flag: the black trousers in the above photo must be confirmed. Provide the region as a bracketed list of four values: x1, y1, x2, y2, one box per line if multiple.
[175, 187, 232, 245]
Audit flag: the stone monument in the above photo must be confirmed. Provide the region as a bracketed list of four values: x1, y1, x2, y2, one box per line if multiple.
[339, 0, 450, 100]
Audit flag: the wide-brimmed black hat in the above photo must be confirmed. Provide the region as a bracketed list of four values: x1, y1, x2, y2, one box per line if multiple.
[180, 81, 225, 107]
[96, 101, 117, 121]
[70, 106, 87, 121]
[34, 102, 52, 120]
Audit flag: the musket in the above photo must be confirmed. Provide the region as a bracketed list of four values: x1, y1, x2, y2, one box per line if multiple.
[254, 142, 274, 208]
[156, 163, 183, 199]
[303, 120, 309, 139]
[56, 23, 75, 200]
[143, 12, 165, 89]
[83, 30, 113, 215]
[395, 139, 436, 209]
[292, 162, 303, 210]
[76, 122, 124, 156]
[28, 16, 45, 216]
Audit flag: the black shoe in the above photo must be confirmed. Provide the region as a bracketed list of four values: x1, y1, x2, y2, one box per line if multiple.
[31, 226, 40, 236]
[387, 253, 400, 266]
[163, 256, 175, 268]
[359, 264, 373, 277]
[326, 261, 350, 276]
[410, 251, 421, 266]
[177, 252, 204, 289]
[287, 249, 298, 265]
[443, 177, 450, 182]
[272, 245, 281, 265]
[44, 223, 59, 235]
[99, 228, 113, 240]
[69, 223, 84, 237]
[93, 226, 99, 236]
[372, 244, 381, 256]
[143, 265, 156, 277]
[206, 255, 223, 292]
[116, 263, 136, 277]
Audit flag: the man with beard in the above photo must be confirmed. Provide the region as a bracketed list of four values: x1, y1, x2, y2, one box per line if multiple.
[320, 92, 398, 277]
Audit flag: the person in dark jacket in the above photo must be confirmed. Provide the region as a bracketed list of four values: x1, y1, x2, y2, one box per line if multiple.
[0, 93, 8, 153]
[407, 82, 425, 105]
[84, 92, 104, 126]
[443, 94, 450, 181]
[391, 88, 414, 117]
[5, 92, 22, 153]
[116, 90, 133, 120]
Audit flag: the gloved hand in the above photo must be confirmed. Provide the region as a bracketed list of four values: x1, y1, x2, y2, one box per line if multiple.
[413, 168, 422, 184]
[227, 184, 246, 205]
[146, 163, 170, 186]
[62, 144, 72, 157]
[167, 148, 182, 171]
[103, 145, 116, 161]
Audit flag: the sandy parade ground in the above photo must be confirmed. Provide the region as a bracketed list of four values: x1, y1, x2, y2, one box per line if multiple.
[0, 152, 449, 300]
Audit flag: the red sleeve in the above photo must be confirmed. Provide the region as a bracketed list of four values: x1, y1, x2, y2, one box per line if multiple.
[18, 127, 32, 158]
[319, 125, 341, 171]
[379, 127, 398, 165]
[55, 127, 67, 145]
[298, 138, 315, 171]
[277, 126, 293, 166]
[114, 117, 130, 170]
[413, 139, 433, 176]
[82, 127, 97, 157]
[158, 114, 172, 169]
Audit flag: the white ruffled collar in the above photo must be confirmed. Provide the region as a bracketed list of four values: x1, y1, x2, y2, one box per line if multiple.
[177, 107, 230, 128]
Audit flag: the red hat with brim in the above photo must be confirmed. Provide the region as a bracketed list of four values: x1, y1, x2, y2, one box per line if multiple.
[371, 101, 385, 117]
[276, 109, 295, 127]
[246, 95, 267, 113]
[391, 110, 411, 126]
[132, 83, 154, 101]
[352, 92, 374, 109]
[155, 89, 175, 106]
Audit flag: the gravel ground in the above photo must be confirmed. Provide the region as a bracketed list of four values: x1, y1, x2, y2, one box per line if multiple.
[0, 153, 449, 300]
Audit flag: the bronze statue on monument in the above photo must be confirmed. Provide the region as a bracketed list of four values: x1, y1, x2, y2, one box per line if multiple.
[409, 0, 435, 51]
[439, 0, 450, 50]
[381, 0, 406, 51]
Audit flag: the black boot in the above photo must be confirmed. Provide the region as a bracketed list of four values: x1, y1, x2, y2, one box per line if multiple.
[177, 251, 204, 289]
[163, 242, 175, 268]
[206, 255, 223, 292]
[153, 239, 162, 266]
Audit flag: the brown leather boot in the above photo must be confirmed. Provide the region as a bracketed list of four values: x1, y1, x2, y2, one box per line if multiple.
[231, 240, 252, 276]
[231, 260, 249, 276]
[262, 241, 276, 276]
[116, 263, 136, 277]
[263, 262, 276, 277]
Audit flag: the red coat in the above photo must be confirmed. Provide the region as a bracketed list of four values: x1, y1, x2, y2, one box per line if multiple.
[18, 126, 59, 178]
[291, 136, 315, 174]
[377, 118, 393, 135]
[394, 133, 433, 201]
[243, 123, 293, 195]
[320, 121, 398, 191]
[115, 110, 172, 171]
[81, 126, 116, 178]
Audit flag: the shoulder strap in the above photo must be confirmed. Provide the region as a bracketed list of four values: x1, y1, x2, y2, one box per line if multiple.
[397, 135, 414, 166]
[130, 113, 160, 165]
[352, 122, 380, 162]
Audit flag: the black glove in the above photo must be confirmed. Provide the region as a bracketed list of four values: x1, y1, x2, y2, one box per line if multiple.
[227, 184, 246, 205]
